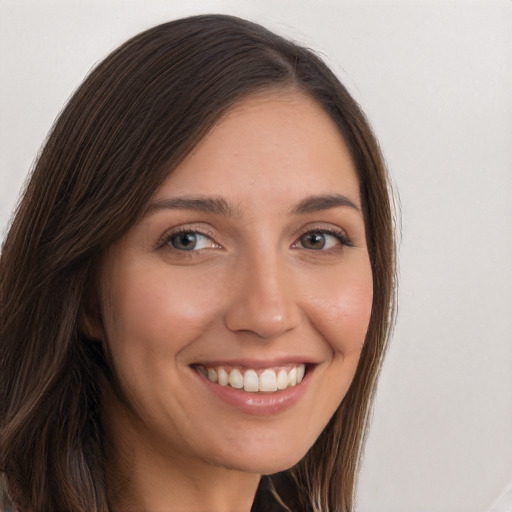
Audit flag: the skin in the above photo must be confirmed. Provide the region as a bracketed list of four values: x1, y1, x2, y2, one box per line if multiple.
[96, 89, 373, 512]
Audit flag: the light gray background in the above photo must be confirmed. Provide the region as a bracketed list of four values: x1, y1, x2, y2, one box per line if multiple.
[1, 1, 511, 511]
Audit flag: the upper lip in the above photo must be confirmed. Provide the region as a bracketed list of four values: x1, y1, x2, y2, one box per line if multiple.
[191, 357, 320, 369]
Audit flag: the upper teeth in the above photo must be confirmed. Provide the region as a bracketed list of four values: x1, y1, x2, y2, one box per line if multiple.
[197, 364, 306, 392]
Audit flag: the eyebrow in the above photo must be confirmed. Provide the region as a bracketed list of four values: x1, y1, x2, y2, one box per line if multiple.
[145, 196, 236, 217]
[144, 193, 360, 217]
[290, 194, 361, 215]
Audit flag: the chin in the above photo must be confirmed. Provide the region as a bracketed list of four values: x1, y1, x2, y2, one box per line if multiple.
[211, 438, 313, 475]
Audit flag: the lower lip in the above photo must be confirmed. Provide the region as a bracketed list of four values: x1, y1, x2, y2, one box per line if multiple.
[192, 366, 313, 416]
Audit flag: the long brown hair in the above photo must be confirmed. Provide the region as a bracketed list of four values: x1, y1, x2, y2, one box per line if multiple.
[1, 15, 395, 512]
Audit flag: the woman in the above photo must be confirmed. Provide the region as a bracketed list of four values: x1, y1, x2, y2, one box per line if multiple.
[0, 14, 395, 512]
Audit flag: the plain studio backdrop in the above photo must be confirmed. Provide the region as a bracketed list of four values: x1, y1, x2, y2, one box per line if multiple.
[1, 1, 511, 511]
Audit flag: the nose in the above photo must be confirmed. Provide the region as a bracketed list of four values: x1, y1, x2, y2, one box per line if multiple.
[224, 252, 300, 340]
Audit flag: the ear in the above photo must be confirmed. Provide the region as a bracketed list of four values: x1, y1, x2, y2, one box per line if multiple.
[79, 294, 105, 341]
[80, 312, 104, 341]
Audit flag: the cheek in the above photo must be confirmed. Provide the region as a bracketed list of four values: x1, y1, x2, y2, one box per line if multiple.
[102, 261, 226, 359]
[101, 261, 230, 422]
[303, 261, 373, 355]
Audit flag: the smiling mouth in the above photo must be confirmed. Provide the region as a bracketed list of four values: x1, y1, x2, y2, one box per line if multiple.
[193, 363, 306, 393]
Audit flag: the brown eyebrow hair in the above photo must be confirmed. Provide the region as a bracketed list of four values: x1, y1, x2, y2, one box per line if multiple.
[144, 195, 236, 217]
[290, 194, 361, 214]
[145, 193, 360, 218]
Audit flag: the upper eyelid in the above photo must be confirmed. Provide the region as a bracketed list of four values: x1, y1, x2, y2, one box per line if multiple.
[293, 224, 352, 241]
[155, 223, 353, 249]
[156, 225, 218, 249]
[293, 230, 352, 249]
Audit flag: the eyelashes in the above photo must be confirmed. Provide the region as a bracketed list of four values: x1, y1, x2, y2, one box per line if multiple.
[294, 228, 354, 252]
[164, 228, 220, 252]
[156, 226, 219, 253]
[157, 224, 353, 256]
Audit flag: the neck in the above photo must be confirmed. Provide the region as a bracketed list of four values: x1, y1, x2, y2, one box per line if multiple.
[108, 460, 260, 512]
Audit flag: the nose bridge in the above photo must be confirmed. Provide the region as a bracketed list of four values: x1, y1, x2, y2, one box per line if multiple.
[224, 245, 299, 339]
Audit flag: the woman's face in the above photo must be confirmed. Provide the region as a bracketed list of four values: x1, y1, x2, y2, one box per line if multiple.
[99, 90, 373, 476]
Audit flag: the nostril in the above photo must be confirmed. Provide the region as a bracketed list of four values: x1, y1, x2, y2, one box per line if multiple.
[224, 300, 297, 339]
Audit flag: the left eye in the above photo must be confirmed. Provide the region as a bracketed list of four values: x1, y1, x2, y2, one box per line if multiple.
[168, 231, 215, 251]
[298, 231, 344, 250]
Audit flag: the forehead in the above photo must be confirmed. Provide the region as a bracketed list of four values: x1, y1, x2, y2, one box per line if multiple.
[153, 89, 360, 208]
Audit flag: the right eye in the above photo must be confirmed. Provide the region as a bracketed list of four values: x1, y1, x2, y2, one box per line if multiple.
[166, 231, 217, 251]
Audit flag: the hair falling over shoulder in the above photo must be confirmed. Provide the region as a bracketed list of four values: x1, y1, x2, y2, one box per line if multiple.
[0, 14, 396, 512]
